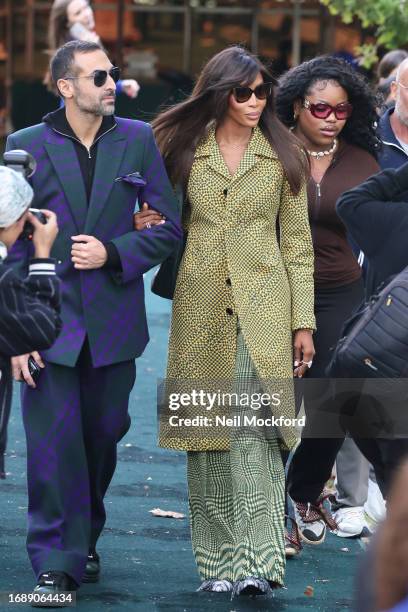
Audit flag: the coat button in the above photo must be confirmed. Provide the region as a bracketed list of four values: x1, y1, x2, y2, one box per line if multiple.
[223, 188, 228, 196]
[57, 260, 62, 264]
[226, 307, 233, 315]
[226, 278, 231, 286]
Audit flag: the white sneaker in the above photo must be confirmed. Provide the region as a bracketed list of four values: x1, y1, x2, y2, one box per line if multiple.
[364, 478, 386, 532]
[332, 506, 370, 538]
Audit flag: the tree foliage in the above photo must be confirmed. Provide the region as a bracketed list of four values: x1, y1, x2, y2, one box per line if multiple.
[320, 0, 408, 66]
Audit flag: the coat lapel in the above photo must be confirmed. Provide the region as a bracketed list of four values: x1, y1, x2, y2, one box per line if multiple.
[84, 129, 127, 234]
[234, 127, 279, 181]
[195, 126, 279, 182]
[44, 135, 88, 232]
[194, 127, 231, 180]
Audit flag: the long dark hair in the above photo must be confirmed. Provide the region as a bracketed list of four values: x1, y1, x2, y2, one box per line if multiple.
[276, 56, 380, 158]
[48, 0, 73, 51]
[152, 46, 308, 194]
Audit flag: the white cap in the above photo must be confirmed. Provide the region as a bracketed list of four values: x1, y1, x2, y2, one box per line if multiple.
[0, 166, 33, 228]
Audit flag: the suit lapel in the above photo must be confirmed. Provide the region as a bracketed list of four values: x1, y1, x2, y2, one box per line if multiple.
[44, 137, 88, 232]
[84, 129, 127, 234]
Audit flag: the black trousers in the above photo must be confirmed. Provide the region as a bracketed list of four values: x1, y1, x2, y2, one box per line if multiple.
[287, 278, 408, 502]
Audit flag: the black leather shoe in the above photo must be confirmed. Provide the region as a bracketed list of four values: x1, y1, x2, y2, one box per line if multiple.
[82, 550, 100, 583]
[32, 571, 77, 607]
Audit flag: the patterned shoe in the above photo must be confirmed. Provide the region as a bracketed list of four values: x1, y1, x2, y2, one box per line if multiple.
[285, 516, 303, 558]
[232, 576, 273, 598]
[292, 494, 338, 545]
[197, 579, 233, 592]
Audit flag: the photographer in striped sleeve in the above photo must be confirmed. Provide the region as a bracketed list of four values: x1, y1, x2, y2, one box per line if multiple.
[0, 166, 61, 479]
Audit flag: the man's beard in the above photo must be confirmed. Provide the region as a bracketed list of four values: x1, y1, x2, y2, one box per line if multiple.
[76, 94, 115, 117]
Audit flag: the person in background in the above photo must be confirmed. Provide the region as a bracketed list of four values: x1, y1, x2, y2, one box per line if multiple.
[0, 167, 61, 480]
[378, 57, 408, 169]
[355, 461, 408, 612]
[337, 163, 408, 502]
[377, 49, 408, 84]
[376, 50, 408, 113]
[375, 460, 408, 612]
[47, 0, 140, 99]
[135, 46, 315, 596]
[276, 56, 380, 549]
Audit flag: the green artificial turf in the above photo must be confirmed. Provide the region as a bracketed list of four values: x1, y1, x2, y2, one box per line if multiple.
[0, 271, 361, 611]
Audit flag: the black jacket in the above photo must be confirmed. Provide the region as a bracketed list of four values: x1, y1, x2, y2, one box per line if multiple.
[0, 258, 62, 364]
[336, 162, 408, 299]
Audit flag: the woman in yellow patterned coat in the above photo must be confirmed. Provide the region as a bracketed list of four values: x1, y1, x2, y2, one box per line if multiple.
[135, 47, 315, 596]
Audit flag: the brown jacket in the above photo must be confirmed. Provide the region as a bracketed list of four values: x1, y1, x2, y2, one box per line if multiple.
[308, 141, 379, 287]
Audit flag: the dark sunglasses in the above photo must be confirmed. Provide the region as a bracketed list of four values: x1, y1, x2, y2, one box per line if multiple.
[303, 98, 353, 120]
[65, 67, 121, 88]
[232, 82, 273, 103]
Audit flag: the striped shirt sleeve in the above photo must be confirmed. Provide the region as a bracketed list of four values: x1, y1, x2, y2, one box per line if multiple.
[0, 259, 61, 357]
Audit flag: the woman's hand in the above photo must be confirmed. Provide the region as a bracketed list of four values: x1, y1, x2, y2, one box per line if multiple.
[133, 202, 165, 231]
[293, 329, 315, 378]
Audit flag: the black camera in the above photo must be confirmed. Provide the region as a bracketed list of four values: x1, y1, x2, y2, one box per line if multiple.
[3, 149, 47, 241]
[19, 208, 47, 241]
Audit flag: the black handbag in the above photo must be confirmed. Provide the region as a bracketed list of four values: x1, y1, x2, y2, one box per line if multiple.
[151, 185, 187, 300]
[327, 265, 408, 378]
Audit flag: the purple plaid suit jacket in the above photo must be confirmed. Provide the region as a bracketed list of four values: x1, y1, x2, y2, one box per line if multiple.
[5, 117, 182, 367]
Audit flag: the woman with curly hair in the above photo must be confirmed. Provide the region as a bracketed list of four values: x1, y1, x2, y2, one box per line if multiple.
[276, 56, 381, 551]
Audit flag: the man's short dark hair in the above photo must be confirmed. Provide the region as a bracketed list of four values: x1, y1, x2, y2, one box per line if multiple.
[50, 40, 103, 85]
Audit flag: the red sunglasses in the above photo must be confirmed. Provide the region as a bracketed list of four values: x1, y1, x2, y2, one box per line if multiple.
[303, 98, 353, 120]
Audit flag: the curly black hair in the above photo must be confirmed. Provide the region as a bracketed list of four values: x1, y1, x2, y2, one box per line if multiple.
[275, 56, 380, 158]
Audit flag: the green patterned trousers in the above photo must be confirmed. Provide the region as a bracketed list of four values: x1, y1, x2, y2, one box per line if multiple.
[187, 328, 286, 584]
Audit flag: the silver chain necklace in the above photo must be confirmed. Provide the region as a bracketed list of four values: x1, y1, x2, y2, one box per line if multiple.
[307, 138, 337, 160]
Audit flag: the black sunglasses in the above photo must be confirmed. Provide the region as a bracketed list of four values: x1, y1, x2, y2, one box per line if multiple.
[65, 67, 121, 88]
[232, 82, 273, 103]
[303, 99, 353, 120]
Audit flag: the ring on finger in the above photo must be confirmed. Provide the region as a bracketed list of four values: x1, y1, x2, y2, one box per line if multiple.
[146, 221, 151, 229]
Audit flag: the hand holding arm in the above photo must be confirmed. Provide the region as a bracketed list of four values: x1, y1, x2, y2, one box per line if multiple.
[109, 125, 182, 284]
[134, 202, 165, 231]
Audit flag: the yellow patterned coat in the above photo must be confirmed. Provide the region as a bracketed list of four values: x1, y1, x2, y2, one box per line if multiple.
[160, 126, 315, 451]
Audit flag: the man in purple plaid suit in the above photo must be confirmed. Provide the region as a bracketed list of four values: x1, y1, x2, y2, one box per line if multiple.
[5, 40, 182, 599]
